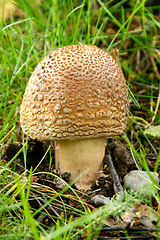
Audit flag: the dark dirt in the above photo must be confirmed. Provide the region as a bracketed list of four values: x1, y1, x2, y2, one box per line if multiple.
[3, 136, 158, 239]
[105, 137, 135, 177]
[3, 134, 160, 193]
[3, 136, 135, 193]
[2, 128, 160, 239]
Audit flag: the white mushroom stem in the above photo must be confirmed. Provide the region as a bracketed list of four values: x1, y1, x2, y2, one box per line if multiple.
[55, 138, 106, 190]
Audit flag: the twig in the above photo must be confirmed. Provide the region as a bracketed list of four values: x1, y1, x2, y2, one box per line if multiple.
[104, 151, 123, 197]
[96, 225, 157, 239]
[99, 225, 157, 232]
[133, 81, 159, 90]
[97, 234, 156, 239]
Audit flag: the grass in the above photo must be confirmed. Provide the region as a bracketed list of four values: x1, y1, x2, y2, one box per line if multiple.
[0, 0, 160, 239]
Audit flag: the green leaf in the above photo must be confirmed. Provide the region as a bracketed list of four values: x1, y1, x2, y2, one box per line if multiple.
[144, 125, 160, 138]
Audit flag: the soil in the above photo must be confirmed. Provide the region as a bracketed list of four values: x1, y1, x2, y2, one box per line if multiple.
[3, 136, 136, 191]
[2, 134, 160, 239]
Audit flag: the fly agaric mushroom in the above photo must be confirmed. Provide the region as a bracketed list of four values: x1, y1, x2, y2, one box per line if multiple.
[20, 44, 129, 189]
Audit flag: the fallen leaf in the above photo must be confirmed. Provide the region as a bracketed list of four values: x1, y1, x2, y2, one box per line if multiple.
[144, 125, 160, 138]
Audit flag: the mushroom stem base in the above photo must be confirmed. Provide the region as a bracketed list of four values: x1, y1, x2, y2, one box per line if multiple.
[55, 138, 105, 190]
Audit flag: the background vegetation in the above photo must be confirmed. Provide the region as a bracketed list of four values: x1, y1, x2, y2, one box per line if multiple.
[0, 0, 160, 239]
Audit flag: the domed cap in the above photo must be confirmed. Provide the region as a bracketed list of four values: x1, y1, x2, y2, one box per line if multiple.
[20, 44, 129, 141]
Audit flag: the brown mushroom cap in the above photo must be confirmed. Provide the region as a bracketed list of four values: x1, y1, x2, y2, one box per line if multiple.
[20, 44, 129, 141]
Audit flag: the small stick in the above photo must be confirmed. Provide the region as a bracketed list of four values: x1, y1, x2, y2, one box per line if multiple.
[104, 151, 123, 197]
[99, 225, 157, 232]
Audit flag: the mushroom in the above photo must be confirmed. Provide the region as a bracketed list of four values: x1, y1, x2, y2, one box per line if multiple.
[20, 44, 129, 190]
